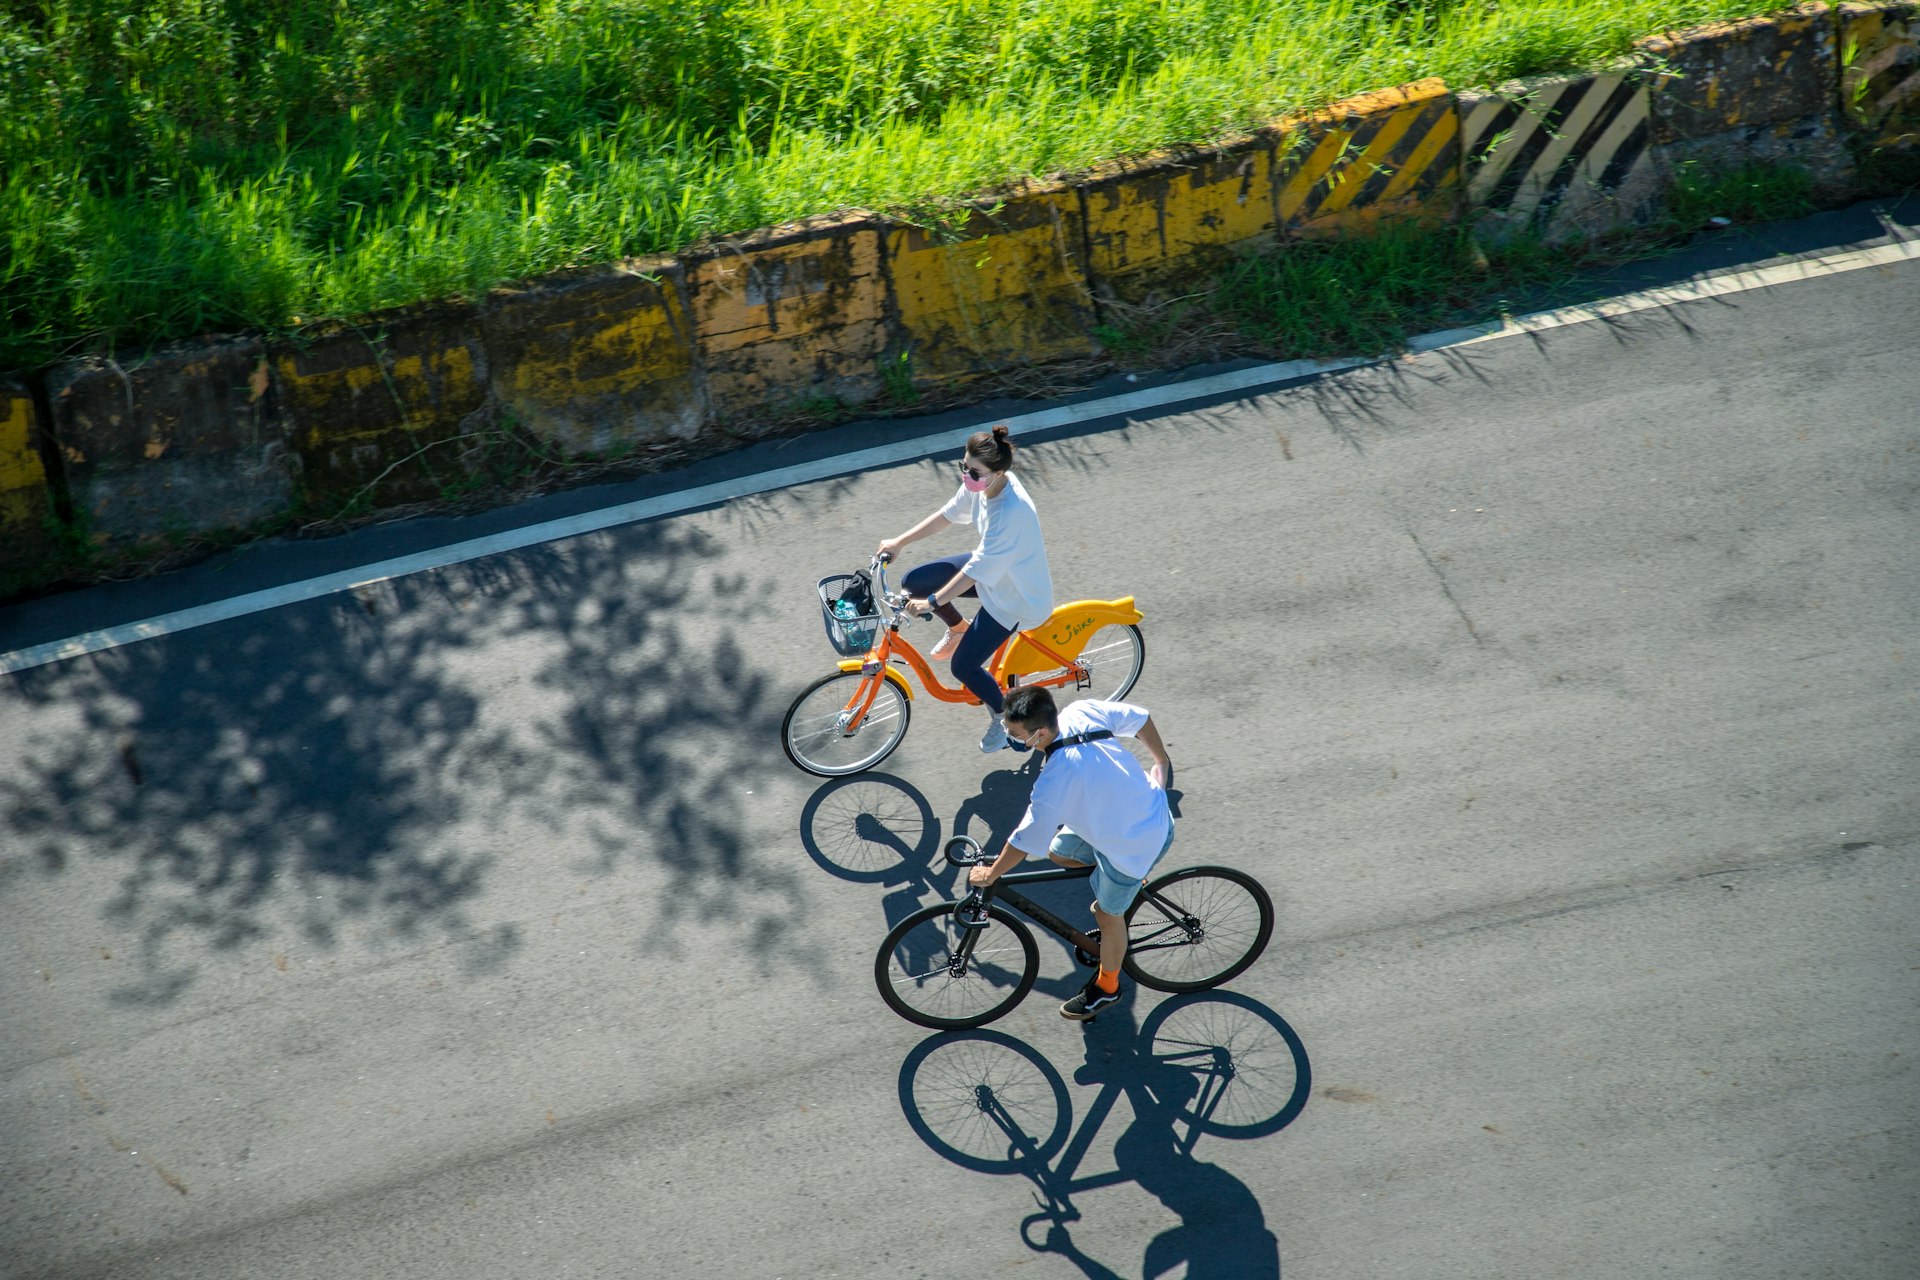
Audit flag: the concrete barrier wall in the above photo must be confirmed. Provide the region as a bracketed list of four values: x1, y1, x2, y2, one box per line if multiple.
[273, 305, 490, 510]
[689, 216, 893, 425]
[46, 338, 294, 545]
[1080, 132, 1286, 303]
[1461, 72, 1661, 241]
[0, 6, 1895, 587]
[486, 262, 703, 456]
[1278, 79, 1462, 237]
[1640, 2, 1855, 192]
[887, 183, 1097, 381]
[1841, 2, 1920, 148]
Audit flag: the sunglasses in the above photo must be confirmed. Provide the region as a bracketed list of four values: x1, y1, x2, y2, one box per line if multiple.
[959, 459, 990, 481]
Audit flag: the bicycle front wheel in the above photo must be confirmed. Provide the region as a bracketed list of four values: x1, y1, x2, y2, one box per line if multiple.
[782, 670, 910, 777]
[1123, 866, 1274, 993]
[876, 903, 1039, 1030]
[1056, 623, 1145, 706]
[898, 1030, 1071, 1173]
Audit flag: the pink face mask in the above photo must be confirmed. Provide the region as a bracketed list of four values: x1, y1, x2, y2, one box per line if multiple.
[960, 460, 993, 493]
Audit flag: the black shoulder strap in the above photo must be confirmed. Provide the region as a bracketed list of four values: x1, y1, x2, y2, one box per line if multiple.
[1044, 728, 1113, 760]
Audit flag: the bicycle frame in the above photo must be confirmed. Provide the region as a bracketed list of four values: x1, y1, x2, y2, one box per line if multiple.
[954, 863, 1205, 977]
[969, 864, 1103, 960]
[830, 555, 1142, 729]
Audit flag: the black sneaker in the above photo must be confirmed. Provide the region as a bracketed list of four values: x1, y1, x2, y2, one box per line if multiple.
[1061, 974, 1121, 1021]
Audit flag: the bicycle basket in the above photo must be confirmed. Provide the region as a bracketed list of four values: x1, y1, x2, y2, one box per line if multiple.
[817, 571, 882, 656]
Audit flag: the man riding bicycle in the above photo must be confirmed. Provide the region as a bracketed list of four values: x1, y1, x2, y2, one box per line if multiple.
[967, 685, 1174, 1020]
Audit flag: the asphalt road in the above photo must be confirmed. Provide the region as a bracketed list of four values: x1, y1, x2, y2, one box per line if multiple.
[3, 217, 1917, 1279]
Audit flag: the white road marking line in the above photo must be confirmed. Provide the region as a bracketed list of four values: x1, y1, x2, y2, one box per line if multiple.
[1407, 237, 1920, 353]
[5, 237, 1914, 676]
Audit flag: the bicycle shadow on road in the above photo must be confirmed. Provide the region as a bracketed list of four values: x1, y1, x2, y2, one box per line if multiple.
[797, 760, 1042, 928]
[798, 772, 963, 928]
[898, 990, 1311, 1280]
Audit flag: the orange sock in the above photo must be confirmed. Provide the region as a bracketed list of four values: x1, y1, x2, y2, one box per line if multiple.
[1095, 967, 1119, 994]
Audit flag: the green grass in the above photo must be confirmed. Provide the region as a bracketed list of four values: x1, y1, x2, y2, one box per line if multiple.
[1, 0, 1788, 371]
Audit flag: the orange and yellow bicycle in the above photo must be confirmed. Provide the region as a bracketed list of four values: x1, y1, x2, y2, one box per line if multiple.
[782, 554, 1145, 776]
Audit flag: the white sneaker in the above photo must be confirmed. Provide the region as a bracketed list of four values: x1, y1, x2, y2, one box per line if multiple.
[930, 621, 969, 659]
[979, 716, 1009, 753]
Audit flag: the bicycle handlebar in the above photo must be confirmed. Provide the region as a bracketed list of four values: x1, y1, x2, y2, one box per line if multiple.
[869, 552, 915, 618]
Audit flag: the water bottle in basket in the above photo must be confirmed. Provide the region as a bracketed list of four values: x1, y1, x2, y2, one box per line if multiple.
[818, 570, 880, 656]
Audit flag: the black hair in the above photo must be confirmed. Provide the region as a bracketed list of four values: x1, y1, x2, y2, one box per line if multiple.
[965, 423, 1014, 472]
[1003, 684, 1058, 731]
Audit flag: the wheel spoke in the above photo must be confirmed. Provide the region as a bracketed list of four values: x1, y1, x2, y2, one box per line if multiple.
[1123, 868, 1273, 993]
[877, 906, 1038, 1029]
[784, 672, 911, 775]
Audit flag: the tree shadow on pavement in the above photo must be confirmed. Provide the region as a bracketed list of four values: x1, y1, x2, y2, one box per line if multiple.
[0, 520, 805, 1002]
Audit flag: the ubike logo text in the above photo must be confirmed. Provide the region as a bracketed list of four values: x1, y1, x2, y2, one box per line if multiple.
[1052, 615, 1094, 648]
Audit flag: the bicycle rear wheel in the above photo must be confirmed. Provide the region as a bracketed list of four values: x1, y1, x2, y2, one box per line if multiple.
[1048, 623, 1145, 707]
[783, 670, 910, 777]
[1122, 866, 1274, 993]
[876, 903, 1039, 1030]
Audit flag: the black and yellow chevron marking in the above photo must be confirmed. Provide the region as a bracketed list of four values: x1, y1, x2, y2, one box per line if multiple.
[1843, 9, 1920, 143]
[1276, 88, 1460, 227]
[1463, 74, 1652, 224]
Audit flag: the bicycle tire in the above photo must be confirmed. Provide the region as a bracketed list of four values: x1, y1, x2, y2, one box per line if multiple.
[1139, 991, 1311, 1139]
[876, 902, 1039, 1030]
[1037, 622, 1145, 708]
[782, 669, 911, 777]
[1122, 866, 1274, 993]
[897, 1029, 1071, 1173]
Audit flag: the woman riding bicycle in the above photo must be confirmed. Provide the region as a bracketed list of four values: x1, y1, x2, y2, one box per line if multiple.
[877, 424, 1053, 753]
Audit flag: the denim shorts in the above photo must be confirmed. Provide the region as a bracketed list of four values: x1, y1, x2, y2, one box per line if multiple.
[1050, 822, 1174, 916]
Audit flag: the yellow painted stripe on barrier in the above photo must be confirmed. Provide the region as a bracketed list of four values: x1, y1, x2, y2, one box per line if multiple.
[1275, 81, 1459, 229]
[1275, 127, 1354, 219]
[1379, 105, 1461, 204]
[691, 218, 892, 411]
[1, 392, 47, 495]
[1305, 108, 1428, 218]
[2, 388, 54, 565]
[1313, 105, 1425, 219]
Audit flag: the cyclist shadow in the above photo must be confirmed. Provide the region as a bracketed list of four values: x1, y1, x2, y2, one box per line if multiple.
[949, 756, 1041, 858]
[898, 991, 1310, 1280]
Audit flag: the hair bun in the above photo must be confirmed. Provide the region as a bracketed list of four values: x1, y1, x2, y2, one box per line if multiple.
[965, 423, 1015, 470]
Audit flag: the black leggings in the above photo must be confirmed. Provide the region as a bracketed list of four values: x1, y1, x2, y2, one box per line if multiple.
[900, 554, 1017, 712]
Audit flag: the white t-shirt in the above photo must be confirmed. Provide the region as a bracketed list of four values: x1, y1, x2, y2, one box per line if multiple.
[939, 473, 1053, 631]
[1009, 700, 1172, 878]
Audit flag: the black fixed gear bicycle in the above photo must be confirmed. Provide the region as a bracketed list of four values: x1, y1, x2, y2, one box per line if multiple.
[875, 837, 1275, 1029]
